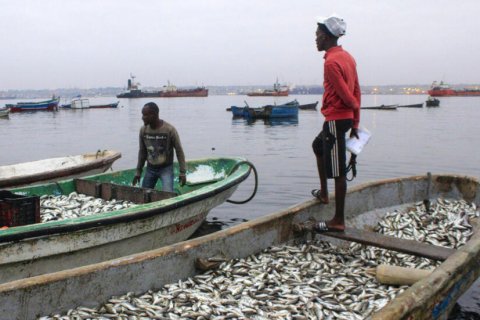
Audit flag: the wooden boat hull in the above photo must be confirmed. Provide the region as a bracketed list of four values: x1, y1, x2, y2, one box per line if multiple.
[362, 104, 398, 110]
[0, 174, 477, 319]
[89, 101, 119, 109]
[0, 150, 122, 188]
[0, 157, 251, 283]
[398, 103, 423, 108]
[0, 108, 9, 118]
[61, 102, 119, 109]
[298, 101, 318, 110]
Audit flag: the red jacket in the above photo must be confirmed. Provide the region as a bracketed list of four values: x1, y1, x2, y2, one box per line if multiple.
[321, 46, 361, 128]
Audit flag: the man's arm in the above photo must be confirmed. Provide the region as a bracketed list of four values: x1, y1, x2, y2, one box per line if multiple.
[171, 128, 186, 185]
[352, 74, 361, 129]
[132, 128, 147, 185]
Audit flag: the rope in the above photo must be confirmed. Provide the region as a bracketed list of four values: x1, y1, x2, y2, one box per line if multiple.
[226, 160, 258, 204]
[346, 153, 357, 182]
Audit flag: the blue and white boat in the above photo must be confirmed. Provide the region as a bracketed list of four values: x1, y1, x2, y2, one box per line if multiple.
[6, 97, 60, 112]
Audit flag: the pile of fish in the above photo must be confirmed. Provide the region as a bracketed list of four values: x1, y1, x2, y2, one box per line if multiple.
[39, 198, 479, 319]
[40, 192, 137, 223]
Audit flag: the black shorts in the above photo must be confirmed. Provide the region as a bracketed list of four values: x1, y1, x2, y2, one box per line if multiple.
[312, 119, 353, 178]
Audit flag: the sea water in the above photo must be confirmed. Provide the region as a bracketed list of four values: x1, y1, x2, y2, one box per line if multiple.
[0, 94, 479, 318]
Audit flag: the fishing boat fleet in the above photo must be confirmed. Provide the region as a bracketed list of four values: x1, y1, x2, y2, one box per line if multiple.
[2, 96, 119, 114]
[1, 78, 478, 318]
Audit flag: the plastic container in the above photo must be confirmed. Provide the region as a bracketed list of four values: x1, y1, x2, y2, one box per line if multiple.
[0, 190, 40, 227]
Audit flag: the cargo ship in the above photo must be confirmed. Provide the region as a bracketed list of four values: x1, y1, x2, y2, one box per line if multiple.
[116, 75, 208, 98]
[246, 79, 289, 97]
[428, 81, 480, 97]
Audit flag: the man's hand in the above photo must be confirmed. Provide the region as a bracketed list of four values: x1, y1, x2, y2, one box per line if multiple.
[350, 128, 359, 139]
[132, 175, 141, 186]
[179, 173, 186, 186]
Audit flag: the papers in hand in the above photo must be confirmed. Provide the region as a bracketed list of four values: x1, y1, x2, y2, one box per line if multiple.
[346, 127, 371, 155]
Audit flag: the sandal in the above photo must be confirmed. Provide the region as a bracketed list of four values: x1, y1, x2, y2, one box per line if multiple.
[311, 189, 329, 204]
[314, 221, 344, 233]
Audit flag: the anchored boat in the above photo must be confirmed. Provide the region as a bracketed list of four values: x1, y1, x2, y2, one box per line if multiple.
[60, 98, 120, 109]
[0, 157, 252, 283]
[6, 97, 60, 112]
[361, 104, 398, 110]
[230, 100, 299, 119]
[0, 150, 121, 189]
[0, 174, 478, 319]
[0, 108, 9, 118]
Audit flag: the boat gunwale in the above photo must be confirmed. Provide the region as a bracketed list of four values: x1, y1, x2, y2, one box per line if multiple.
[0, 157, 251, 242]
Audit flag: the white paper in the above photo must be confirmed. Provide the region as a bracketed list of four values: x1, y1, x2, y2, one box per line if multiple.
[346, 127, 371, 155]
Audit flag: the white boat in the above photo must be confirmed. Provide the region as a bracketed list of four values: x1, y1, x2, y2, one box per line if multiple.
[0, 150, 121, 188]
[0, 108, 9, 118]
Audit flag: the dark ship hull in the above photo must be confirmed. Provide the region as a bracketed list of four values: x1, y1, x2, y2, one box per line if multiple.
[117, 88, 208, 98]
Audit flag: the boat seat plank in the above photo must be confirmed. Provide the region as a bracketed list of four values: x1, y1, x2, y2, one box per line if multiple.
[321, 228, 455, 261]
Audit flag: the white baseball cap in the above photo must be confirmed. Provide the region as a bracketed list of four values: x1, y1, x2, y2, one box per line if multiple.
[316, 14, 346, 37]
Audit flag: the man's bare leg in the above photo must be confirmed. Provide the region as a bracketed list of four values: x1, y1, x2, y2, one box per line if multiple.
[314, 155, 329, 203]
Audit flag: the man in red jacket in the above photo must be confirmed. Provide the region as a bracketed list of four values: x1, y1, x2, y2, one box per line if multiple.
[311, 14, 361, 232]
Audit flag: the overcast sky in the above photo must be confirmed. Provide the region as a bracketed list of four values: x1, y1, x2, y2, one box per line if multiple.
[1, 0, 479, 90]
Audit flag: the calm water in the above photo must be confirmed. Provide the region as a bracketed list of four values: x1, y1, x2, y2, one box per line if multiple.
[1, 94, 479, 318]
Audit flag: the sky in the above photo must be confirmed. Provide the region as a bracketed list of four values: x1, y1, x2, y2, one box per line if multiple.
[1, 0, 479, 90]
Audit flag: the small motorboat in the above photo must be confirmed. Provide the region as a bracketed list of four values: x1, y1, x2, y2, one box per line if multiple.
[398, 103, 423, 108]
[426, 97, 440, 107]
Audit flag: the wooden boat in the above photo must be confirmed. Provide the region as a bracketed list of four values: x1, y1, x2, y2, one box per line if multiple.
[0, 108, 9, 118]
[398, 103, 423, 108]
[0, 157, 251, 284]
[0, 150, 122, 188]
[61, 98, 120, 109]
[231, 100, 299, 119]
[426, 97, 440, 107]
[6, 97, 60, 112]
[0, 173, 477, 319]
[361, 104, 398, 110]
[298, 101, 319, 110]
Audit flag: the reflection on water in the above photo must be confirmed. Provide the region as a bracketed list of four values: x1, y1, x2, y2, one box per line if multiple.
[232, 117, 299, 127]
[1, 95, 479, 318]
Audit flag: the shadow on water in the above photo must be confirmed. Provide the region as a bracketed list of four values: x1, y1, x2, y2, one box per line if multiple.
[449, 304, 480, 320]
[231, 117, 299, 127]
[189, 217, 249, 239]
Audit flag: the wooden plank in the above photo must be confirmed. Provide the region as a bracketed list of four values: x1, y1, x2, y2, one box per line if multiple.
[322, 228, 455, 261]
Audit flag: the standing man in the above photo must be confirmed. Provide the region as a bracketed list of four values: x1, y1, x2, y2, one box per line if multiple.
[311, 14, 361, 232]
[132, 102, 186, 192]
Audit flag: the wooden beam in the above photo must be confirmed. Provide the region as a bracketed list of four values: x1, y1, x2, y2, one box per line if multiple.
[321, 228, 455, 261]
